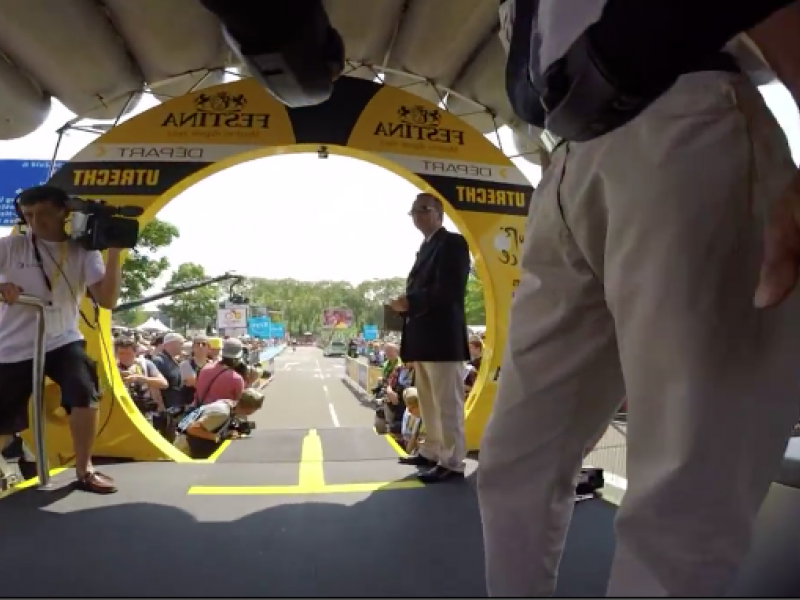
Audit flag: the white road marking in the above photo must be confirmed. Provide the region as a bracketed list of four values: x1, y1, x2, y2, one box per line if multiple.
[328, 403, 340, 427]
[317, 360, 340, 428]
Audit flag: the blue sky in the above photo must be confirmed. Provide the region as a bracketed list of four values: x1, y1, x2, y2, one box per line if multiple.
[0, 82, 797, 288]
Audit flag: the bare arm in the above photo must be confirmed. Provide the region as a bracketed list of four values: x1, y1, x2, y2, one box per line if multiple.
[748, 1, 800, 308]
[748, 1, 800, 102]
[88, 249, 123, 310]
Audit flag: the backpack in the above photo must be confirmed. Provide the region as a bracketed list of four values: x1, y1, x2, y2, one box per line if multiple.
[502, 0, 791, 142]
[176, 401, 233, 436]
[176, 405, 206, 434]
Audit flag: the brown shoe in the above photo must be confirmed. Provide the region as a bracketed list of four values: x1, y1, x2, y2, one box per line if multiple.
[76, 471, 117, 494]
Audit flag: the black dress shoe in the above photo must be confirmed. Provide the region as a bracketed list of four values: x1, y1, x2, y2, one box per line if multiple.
[398, 454, 437, 467]
[417, 465, 465, 484]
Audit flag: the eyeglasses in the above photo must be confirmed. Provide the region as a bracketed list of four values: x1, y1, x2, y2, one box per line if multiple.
[408, 206, 435, 216]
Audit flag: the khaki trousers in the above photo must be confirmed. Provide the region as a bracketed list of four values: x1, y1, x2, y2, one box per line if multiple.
[478, 71, 800, 597]
[415, 361, 467, 471]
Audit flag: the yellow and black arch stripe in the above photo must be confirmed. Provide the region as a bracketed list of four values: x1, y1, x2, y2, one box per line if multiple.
[51, 77, 534, 218]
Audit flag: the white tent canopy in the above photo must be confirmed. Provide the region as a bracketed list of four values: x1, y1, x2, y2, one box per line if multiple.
[136, 318, 169, 332]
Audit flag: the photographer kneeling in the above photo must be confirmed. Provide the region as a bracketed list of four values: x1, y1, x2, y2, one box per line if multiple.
[173, 389, 264, 459]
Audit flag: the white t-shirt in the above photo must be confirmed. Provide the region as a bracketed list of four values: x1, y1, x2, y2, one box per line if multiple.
[0, 234, 105, 363]
[179, 357, 207, 381]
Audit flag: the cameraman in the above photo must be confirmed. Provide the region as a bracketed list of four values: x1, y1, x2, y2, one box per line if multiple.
[0, 185, 121, 494]
[173, 389, 264, 459]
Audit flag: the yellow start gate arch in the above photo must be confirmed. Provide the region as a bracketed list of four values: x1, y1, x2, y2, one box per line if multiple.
[29, 76, 532, 466]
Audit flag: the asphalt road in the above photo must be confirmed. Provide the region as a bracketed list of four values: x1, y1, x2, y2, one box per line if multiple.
[253, 346, 374, 430]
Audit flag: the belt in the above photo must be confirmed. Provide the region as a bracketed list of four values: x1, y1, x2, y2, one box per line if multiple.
[542, 51, 741, 147]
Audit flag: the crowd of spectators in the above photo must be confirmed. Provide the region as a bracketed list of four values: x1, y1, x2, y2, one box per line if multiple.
[367, 334, 485, 458]
[111, 327, 279, 458]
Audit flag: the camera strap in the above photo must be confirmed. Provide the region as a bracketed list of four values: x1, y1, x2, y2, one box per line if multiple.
[195, 367, 231, 406]
[30, 235, 97, 330]
[30, 235, 68, 300]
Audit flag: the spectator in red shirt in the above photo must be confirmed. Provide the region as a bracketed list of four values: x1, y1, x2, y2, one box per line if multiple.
[195, 338, 246, 405]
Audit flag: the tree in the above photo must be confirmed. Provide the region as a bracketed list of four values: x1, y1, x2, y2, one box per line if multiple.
[158, 263, 218, 333]
[464, 273, 486, 325]
[121, 218, 180, 303]
[235, 275, 486, 337]
[114, 306, 148, 328]
[238, 277, 409, 337]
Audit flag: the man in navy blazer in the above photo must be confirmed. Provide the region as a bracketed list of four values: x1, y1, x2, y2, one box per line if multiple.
[388, 192, 471, 483]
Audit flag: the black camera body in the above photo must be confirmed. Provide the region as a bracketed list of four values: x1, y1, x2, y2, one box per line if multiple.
[67, 197, 143, 251]
[229, 417, 256, 436]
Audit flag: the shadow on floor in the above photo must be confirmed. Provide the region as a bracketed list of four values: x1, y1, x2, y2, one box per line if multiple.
[0, 471, 617, 597]
[340, 376, 379, 411]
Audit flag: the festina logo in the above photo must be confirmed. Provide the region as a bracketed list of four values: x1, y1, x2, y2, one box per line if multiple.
[373, 104, 465, 145]
[161, 91, 269, 129]
[161, 112, 270, 129]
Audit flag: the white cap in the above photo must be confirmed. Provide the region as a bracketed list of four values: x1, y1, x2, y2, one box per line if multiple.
[163, 332, 185, 345]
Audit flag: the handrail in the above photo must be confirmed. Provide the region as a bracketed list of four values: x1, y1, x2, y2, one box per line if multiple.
[2, 294, 51, 489]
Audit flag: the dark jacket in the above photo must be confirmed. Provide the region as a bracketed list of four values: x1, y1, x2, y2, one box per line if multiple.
[400, 228, 471, 363]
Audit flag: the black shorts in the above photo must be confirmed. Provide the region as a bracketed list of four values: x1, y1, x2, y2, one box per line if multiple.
[0, 340, 100, 435]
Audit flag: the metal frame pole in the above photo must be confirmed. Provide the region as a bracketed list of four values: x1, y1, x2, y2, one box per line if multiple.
[6, 294, 50, 489]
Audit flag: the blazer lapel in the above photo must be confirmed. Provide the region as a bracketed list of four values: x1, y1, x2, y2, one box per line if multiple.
[407, 229, 446, 284]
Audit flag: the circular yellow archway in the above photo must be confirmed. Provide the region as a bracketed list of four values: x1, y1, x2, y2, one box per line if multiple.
[31, 76, 532, 465]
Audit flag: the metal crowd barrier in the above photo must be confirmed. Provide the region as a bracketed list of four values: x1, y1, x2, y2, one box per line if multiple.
[1, 293, 51, 489]
[343, 356, 383, 397]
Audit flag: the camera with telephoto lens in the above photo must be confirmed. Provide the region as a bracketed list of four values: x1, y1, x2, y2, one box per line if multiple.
[229, 417, 256, 436]
[66, 197, 143, 251]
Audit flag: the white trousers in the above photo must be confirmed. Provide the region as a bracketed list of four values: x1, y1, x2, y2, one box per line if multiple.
[478, 71, 800, 597]
[415, 361, 467, 472]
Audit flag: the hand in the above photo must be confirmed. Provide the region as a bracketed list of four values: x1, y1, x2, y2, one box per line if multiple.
[228, 431, 241, 440]
[122, 373, 143, 384]
[389, 296, 409, 313]
[0, 283, 23, 304]
[755, 171, 800, 308]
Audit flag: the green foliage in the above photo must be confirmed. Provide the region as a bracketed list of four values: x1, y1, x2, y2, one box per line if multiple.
[465, 273, 486, 325]
[113, 306, 148, 328]
[121, 218, 180, 303]
[239, 275, 485, 336]
[158, 263, 219, 333]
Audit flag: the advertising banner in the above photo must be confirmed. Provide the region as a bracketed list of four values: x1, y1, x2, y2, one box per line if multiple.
[270, 323, 285, 339]
[321, 307, 354, 329]
[218, 305, 248, 329]
[0, 160, 67, 226]
[362, 324, 379, 340]
[247, 316, 271, 338]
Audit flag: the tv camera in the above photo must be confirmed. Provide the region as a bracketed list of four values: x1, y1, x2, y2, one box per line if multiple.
[65, 197, 144, 252]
